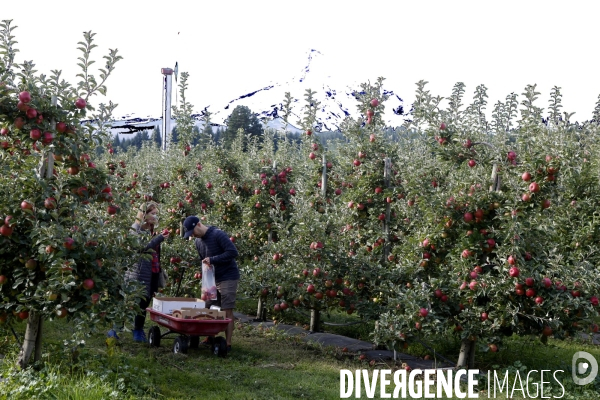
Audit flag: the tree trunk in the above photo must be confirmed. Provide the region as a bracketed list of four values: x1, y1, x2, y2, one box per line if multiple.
[255, 297, 266, 321]
[17, 311, 41, 369]
[456, 339, 476, 369]
[309, 308, 320, 332]
[34, 318, 43, 362]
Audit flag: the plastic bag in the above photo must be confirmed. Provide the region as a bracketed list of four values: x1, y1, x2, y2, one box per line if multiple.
[157, 269, 168, 288]
[201, 262, 217, 301]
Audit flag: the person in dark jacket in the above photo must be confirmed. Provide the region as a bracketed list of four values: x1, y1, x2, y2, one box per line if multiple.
[108, 201, 169, 342]
[183, 216, 239, 353]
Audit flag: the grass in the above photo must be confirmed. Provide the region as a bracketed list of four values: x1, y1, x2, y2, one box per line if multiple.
[235, 297, 376, 340]
[0, 307, 600, 399]
[0, 318, 362, 400]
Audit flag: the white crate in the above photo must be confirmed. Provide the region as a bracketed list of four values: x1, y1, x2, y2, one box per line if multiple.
[151, 297, 206, 315]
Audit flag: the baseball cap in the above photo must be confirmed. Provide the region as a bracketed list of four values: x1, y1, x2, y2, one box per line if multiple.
[183, 216, 200, 239]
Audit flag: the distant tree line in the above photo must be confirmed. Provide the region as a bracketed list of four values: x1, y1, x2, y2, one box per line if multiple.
[102, 105, 410, 155]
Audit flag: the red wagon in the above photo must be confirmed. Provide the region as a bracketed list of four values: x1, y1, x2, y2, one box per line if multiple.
[146, 308, 231, 356]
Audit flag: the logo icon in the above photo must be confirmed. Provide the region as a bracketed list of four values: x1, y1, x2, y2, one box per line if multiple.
[572, 351, 598, 385]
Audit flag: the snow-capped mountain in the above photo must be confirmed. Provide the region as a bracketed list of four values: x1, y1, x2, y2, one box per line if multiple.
[108, 49, 409, 139]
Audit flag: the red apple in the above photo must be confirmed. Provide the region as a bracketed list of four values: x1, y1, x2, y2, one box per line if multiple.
[29, 128, 41, 141]
[107, 205, 118, 215]
[542, 277, 552, 288]
[19, 91, 32, 103]
[525, 277, 534, 287]
[0, 224, 13, 237]
[463, 212, 473, 223]
[44, 197, 57, 210]
[82, 278, 95, 290]
[91, 293, 100, 304]
[529, 182, 540, 193]
[522, 172, 531, 181]
[26, 108, 37, 119]
[541, 199, 551, 209]
[67, 166, 79, 175]
[509, 267, 520, 278]
[14, 117, 25, 130]
[419, 308, 428, 318]
[64, 237, 75, 250]
[21, 200, 33, 210]
[75, 98, 87, 109]
[535, 296, 544, 305]
[56, 121, 67, 133]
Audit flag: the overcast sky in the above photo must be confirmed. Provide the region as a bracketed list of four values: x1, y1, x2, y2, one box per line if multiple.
[3, 1, 599, 126]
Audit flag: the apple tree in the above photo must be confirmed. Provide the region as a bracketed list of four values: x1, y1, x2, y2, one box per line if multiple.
[372, 81, 600, 368]
[0, 21, 143, 368]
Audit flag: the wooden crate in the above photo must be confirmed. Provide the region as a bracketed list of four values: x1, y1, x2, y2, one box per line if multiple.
[171, 308, 227, 320]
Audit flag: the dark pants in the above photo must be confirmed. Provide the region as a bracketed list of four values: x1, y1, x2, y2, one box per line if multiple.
[134, 272, 159, 330]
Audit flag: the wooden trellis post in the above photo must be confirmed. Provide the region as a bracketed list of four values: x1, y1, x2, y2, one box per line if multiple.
[255, 160, 278, 322]
[457, 142, 499, 369]
[383, 157, 392, 260]
[321, 154, 327, 198]
[309, 154, 328, 332]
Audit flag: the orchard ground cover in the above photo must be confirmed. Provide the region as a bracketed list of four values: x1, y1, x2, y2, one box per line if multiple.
[1, 312, 600, 399]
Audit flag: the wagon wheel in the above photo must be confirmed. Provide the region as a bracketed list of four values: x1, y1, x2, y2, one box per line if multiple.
[148, 326, 161, 348]
[212, 336, 228, 358]
[189, 336, 200, 349]
[173, 336, 189, 354]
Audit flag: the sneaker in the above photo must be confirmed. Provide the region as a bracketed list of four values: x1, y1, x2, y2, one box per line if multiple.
[132, 329, 147, 343]
[201, 336, 214, 345]
[107, 329, 120, 340]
